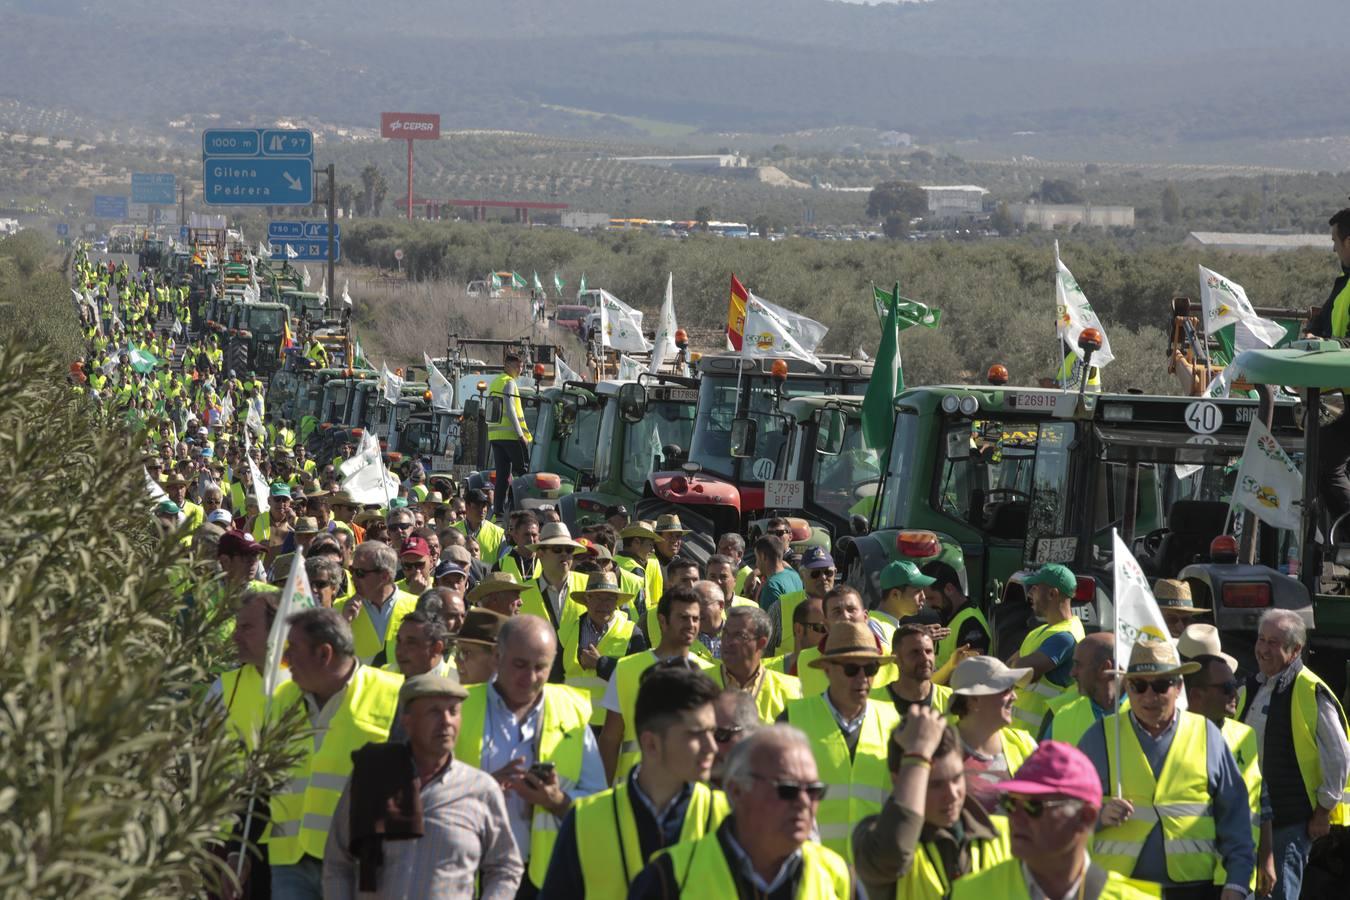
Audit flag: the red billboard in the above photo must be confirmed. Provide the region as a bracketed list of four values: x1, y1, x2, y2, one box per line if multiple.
[380, 112, 441, 140]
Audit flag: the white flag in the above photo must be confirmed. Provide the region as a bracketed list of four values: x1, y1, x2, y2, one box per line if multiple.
[245, 401, 263, 438]
[381, 363, 404, 404]
[258, 241, 270, 258]
[285, 243, 298, 260]
[1198, 266, 1285, 349]
[1233, 417, 1303, 531]
[553, 354, 581, 388]
[1111, 530, 1186, 723]
[618, 354, 643, 380]
[341, 430, 400, 504]
[145, 467, 169, 503]
[341, 279, 352, 307]
[219, 393, 235, 425]
[750, 292, 828, 354]
[1055, 241, 1115, 367]
[205, 250, 216, 267]
[648, 273, 679, 375]
[598, 289, 651, 353]
[742, 295, 827, 372]
[318, 274, 327, 304]
[262, 546, 311, 702]
[247, 453, 270, 513]
[424, 353, 454, 411]
[302, 265, 312, 289]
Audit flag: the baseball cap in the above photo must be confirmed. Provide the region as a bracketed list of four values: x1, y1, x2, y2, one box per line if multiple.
[155, 499, 181, 517]
[951, 655, 1033, 696]
[434, 558, 468, 579]
[464, 488, 490, 505]
[399, 672, 468, 706]
[1023, 563, 1076, 596]
[269, 482, 293, 498]
[997, 741, 1103, 809]
[880, 560, 936, 591]
[400, 535, 432, 560]
[205, 509, 234, 526]
[218, 529, 265, 557]
[800, 546, 835, 570]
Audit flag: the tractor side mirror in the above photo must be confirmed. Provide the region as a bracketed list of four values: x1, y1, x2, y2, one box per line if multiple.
[817, 408, 847, 455]
[730, 417, 757, 458]
[618, 382, 647, 423]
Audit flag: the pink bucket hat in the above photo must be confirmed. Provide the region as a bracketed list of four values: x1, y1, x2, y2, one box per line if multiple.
[996, 741, 1103, 809]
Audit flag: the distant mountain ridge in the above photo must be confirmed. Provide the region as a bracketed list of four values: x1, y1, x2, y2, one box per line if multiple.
[0, 0, 1341, 148]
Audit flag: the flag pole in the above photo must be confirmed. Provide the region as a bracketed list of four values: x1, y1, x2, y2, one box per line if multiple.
[1111, 527, 1124, 800]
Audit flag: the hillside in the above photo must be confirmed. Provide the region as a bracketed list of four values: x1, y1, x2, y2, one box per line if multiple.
[0, 0, 1342, 159]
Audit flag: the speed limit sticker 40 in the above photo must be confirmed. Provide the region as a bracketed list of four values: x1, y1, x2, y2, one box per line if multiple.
[1184, 400, 1222, 434]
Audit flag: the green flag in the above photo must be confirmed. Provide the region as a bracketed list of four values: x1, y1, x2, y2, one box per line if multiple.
[490, 272, 502, 290]
[861, 283, 903, 449]
[553, 271, 565, 297]
[578, 272, 587, 298]
[533, 271, 543, 293]
[128, 347, 158, 374]
[354, 337, 368, 369]
[873, 285, 942, 330]
[512, 271, 527, 289]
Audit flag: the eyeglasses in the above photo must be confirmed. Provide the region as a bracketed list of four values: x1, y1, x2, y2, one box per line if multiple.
[402, 560, 426, 569]
[1127, 677, 1179, 695]
[714, 726, 743, 743]
[840, 662, 881, 678]
[750, 774, 827, 803]
[1000, 795, 1083, 818]
[808, 569, 837, 579]
[1204, 679, 1240, 694]
[802, 621, 828, 634]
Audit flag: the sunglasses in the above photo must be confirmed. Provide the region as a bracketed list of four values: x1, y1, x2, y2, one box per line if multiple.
[808, 568, 837, 579]
[1000, 795, 1083, 818]
[539, 547, 572, 555]
[310, 580, 336, 590]
[402, 560, 426, 568]
[1127, 677, 1179, 695]
[840, 662, 881, 678]
[714, 726, 743, 743]
[750, 773, 827, 803]
[767, 529, 791, 537]
[388, 521, 413, 531]
[351, 567, 381, 578]
[1204, 679, 1240, 695]
[802, 621, 828, 634]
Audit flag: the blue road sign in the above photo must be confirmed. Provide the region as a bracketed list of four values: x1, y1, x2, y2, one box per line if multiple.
[132, 173, 176, 205]
[271, 240, 340, 262]
[204, 158, 314, 206]
[56, 223, 69, 236]
[93, 194, 129, 218]
[180, 226, 190, 241]
[268, 221, 305, 240]
[304, 221, 340, 239]
[202, 129, 261, 158]
[261, 129, 313, 157]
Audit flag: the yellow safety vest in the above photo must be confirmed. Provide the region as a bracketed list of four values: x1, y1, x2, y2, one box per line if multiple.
[869, 682, 954, 719]
[574, 779, 730, 897]
[562, 613, 637, 725]
[713, 665, 803, 723]
[519, 570, 589, 632]
[336, 590, 418, 666]
[266, 665, 402, 865]
[456, 517, 505, 566]
[454, 683, 593, 888]
[496, 551, 542, 582]
[1216, 718, 1261, 889]
[779, 589, 809, 643]
[897, 815, 1011, 900]
[935, 605, 991, 670]
[1095, 711, 1217, 883]
[1271, 665, 1350, 825]
[950, 858, 1160, 900]
[613, 651, 717, 782]
[218, 664, 267, 751]
[1010, 617, 1085, 733]
[798, 645, 900, 698]
[1049, 694, 1129, 747]
[657, 831, 851, 898]
[786, 694, 900, 861]
[487, 372, 531, 443]
[1331, 278, 1350, 338]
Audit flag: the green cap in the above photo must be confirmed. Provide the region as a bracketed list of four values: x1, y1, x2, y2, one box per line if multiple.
[1023, 563, 1077, 596]
[389, 497, 409, 510]
[880, 560, 936, 591]
[269, 482, 293, 498]
[155, 499, 181, 516]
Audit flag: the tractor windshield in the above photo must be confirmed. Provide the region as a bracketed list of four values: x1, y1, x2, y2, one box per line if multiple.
[690, 375, 838, 482]
[812, 417, 882, 521]
[622, 399, 697, 494]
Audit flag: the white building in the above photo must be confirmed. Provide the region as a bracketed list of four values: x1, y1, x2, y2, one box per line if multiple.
[1184, 232, 1331, 255]
[1011, 202, 1135, 230]
[921, 185, 988, 221]
[612, 154, 748, 173]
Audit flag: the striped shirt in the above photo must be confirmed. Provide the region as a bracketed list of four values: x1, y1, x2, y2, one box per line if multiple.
[322, 756, 523, 899]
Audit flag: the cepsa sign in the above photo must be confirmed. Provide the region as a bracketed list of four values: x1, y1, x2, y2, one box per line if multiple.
[380, 112, 441, 140]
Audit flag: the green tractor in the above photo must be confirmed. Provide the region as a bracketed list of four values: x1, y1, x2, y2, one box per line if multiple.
[509, 382, 605, 511]
[221, 302, 292, 377]
[840, 375, 1309, 664]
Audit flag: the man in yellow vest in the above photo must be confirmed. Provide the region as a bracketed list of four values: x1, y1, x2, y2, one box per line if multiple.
[920, 561, 992, 674]
[598, 586, 717, 783]
[854, 705, 1011, 898]
[770, 545, 834, 652]
[950, 741, 1160, 900]
[1041, 633, 1124, 746]
[1078, 637, 1254, 900]
[629, 725, 852, 898]
[337, 540, 417, 667]
[267, 607, 402, 899]
[1184, 648, 1276, 895]
[322, 672, 524, 897]
[615, 521, 662, 636]
[518, 521, 589, 638]
[1304, 206, 1350, 519]
[781, 620, 901, 861]
[487, 350, 532, 520]
[1008, 564, 1084, 733]
[713, 604, 802, 723]
[453, 615, 606, 893]
[796, 585, 898, 697]
[873, 623, 953, 720]
[541, 664, 728, 896]
[493, 510, 541, 581]
[455, 487, 505, 566]
[1239, 609, 1350, 900]
[561, 571, 648, 726]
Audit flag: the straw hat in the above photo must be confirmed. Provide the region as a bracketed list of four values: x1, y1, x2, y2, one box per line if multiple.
[1152, 579, 1207, 614]
[466, 572, 532, 604]
[655, 513, 691, 535]
[574, 571, 636, 602]
[807, 621, 889, 669]
[1176, 623, 1238, 673]
[619, 520, 660, 542]
[526, 521, 585, 554]
[1109, 635, 1201, 678]
[951, 655, 1034, 695]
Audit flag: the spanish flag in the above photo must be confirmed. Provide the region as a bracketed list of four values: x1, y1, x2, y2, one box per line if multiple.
[727, 274, 749, 351]
[280, 319, 295, 357]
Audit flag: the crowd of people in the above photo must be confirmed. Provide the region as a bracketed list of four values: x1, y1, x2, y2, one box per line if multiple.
[72, 245, 1350, 900]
